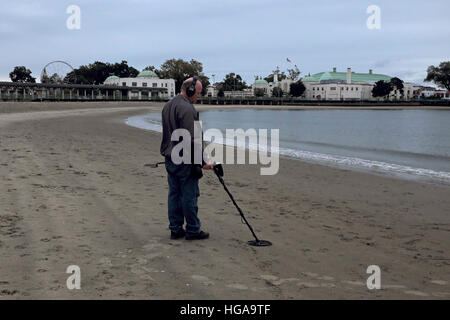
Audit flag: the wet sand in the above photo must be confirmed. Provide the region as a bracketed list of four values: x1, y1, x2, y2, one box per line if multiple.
[0, 102, 449, 299]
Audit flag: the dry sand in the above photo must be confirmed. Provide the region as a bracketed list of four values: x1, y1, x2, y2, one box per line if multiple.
[0, 102, 449, 299]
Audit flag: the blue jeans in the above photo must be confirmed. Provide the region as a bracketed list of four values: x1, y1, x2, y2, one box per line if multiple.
[165, 158, 201, 234]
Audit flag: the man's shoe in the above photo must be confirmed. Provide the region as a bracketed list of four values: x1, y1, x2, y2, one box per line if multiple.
[185, 231, 210, 240]
[170, 230, 186, 240]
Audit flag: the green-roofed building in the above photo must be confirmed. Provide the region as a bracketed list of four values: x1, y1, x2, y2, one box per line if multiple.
[137, 70, 159, 78]
[302, 67, 421, 101]
[252, 77, 270, 96]
[303, 68, 391, 84]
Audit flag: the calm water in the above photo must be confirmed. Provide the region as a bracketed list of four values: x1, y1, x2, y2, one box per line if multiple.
[126, 109, 450, 184]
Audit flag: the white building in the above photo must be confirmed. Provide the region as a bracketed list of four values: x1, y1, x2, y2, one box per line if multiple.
[419, 87, 438, 98]
[206, 85, 254, 98]
[252, 72, 294, 97]
[223, 89, 253, 98]
[419, 87, 450, 100]
[104, 70, 175, 99]
[252, 77, 270, 96]
[302, 67, 422, 101]
[206, 85, 216, 97]
[435, 90, 450, 100]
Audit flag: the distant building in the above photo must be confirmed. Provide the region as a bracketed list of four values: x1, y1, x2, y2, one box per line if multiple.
[206, 84, 254, 98]
[252, 77, 270, 96]
[302, 67, 422, 101]
[419, 87, 438, 98]
[104, 70, 175, 99]
[206, 85, 216, 97]
[435, 90, 450, 100]
[223, 89, 253, 98]
[417, 87, 449, 99]
[251, 72, 294, 97]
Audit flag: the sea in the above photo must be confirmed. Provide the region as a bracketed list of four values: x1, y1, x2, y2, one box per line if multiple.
[126, 109, 450, 185]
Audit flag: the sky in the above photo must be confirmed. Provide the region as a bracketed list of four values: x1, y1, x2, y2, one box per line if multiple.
[1, 0, 449, 86]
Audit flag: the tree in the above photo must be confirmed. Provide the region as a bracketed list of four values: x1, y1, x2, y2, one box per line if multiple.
[372, 80, 393, 99]
[264, 71, 286, 83]
[424, 61, 450, 91]
[65, 60, 138, 84]
[390, 77, 404, 98]
[158, 58, 210, 95]
[287, 65, 301, 81]
[217, 73, 247, 91]
[272, 87, 283, 97]
[217, 89, 225, 97]
[254, 88, 265, 97]
[197, 75, 211, 96]
[42, 73, 63, 84]
[290, 80, 306, 97]
[111, 60, 139, 79]
[9, 66, 36, 83]
[143, 65, 161, 77]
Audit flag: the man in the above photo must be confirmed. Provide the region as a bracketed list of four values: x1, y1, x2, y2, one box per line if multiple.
[160, 77, 213, 240]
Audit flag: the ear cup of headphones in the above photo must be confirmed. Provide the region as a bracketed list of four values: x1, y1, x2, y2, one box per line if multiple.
[187, 86, 194, 97]
[186, 77, 198, 97]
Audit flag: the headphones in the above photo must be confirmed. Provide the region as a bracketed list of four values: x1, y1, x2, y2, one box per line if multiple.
[186, 76, 198, 97]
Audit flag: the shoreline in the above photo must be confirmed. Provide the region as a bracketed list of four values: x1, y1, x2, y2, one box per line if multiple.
[125, 109, 450, 187]
[0, 102, 449, 299]
[198, 104, 450, 111]
[1, 101, 450, 114]
[2, 101, 449, 186]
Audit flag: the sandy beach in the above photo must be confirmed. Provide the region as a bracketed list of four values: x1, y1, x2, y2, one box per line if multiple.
[0, 102, 449, 299]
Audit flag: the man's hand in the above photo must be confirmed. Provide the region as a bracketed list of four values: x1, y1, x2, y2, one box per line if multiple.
[202, 163, 214, 170]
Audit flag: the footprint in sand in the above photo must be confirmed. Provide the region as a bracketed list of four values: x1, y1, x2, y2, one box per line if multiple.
[260, 275, 278, 283]
[319, 283, 336, 288]
[261, 275, 336, 288]
[191, 275, 215, 286]
[270, 278, 300, 286]
[382, 284, 407, 289]
[303, 272, 335, 281]
[341, 280, 366, 287]
[431, 292, 450, 298]
[127, 256, 163, 281]
[302, 272, 319, 278]
[129, 266, 155, 281]
[142, 239, 172, 259]
[430, 280, 448, 286]
[317, 275, 334, 281]
[404, 290, 429, 297]
[99, 257, 113, 267]
[260, 275, 301, 286]
[297, 282, 320, 288]
[142, 239, 171, 252]
[226, 284, 248, 290]
[261, 273, 337, 288]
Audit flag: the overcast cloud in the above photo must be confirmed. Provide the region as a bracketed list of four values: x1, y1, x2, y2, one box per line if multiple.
[1, 0, 449, 85]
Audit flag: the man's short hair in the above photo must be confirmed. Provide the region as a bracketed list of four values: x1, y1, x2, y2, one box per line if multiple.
[181, 78, 194, 92]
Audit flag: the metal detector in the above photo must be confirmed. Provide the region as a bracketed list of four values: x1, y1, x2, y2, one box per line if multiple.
[213, 163, 272, 247]
[144, 161, 165, 168]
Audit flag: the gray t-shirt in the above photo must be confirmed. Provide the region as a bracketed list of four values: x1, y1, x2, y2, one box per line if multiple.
[160, 94, 204, 164]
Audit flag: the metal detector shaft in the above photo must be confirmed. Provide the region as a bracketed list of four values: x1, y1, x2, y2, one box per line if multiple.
[215, 174, 261, 242]
[144, 161, 165, 168]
